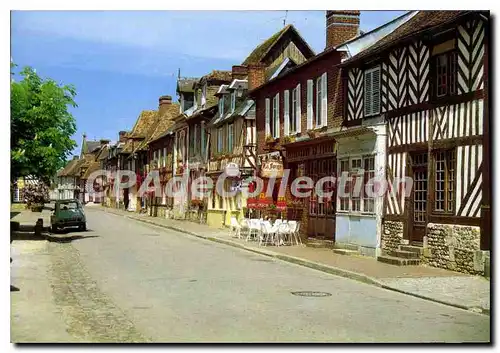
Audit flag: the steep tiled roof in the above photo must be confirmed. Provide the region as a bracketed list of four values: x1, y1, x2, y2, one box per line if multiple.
[242, 24, 315, 65]
[128, 110, 158, 138]
[202, 70, 232, 83]
[82, 161, 101, 179]
[342, 11, 470, 65]
[148, 103, 180, 143]
[59, 157, 87, 177]
[57, 159, 79, 177]
[85, 141, 101, 154]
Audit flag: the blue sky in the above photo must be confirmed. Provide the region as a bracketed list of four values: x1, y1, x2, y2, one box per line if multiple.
[11, 10, 406, 156]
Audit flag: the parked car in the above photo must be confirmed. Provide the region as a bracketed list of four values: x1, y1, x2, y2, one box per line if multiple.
[50, 199, 86, 232]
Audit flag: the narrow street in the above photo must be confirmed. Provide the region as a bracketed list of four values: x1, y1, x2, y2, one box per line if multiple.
[11, 208, 490, 343]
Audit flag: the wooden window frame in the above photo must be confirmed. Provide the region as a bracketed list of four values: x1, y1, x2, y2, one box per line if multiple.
[432, 49, 458, 100]
[291, 87, 297, 134]
[433, 149, 456, 214]
[219, 96, 224, 117]
[337, 155, 376, 215]
[315, 75, 322, 127]
[217, 127, 223, 153]
[272, 94, 279, 138]
[231, 91, 236, 113]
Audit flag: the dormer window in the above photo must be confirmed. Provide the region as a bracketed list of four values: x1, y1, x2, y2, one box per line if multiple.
[182, 93, 194, 113]
[219, 96, 224, 117]
[201, 83, 207, 107]
[231, 91, 236, 112]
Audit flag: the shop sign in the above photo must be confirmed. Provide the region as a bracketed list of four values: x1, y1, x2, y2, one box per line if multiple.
[260, 160, 283, 178]
[259, 152, 283, 178]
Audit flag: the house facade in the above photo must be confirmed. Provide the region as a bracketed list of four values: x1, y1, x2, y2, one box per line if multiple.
[146, 95, 179, 217]
[206, 66, 257, 227]
[205, 24, 316, 228]
[248, 12, 362, 242]
[341, 10, 490, 273]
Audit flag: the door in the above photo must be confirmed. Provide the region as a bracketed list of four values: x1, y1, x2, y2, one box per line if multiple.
[410, 152, 428, 244]
[307, 158, 336, 240]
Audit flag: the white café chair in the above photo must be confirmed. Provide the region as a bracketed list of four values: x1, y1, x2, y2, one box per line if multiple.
[230, 217, 241, 238]
[261, 220, 280, 246]
[239, 218, 250, 238]
[246, 219, 261, 242]
[287, 221, 302, 245]
[276, 222, 291, 245]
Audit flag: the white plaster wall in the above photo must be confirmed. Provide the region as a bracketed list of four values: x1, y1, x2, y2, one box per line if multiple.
[335, 123, 387, 256]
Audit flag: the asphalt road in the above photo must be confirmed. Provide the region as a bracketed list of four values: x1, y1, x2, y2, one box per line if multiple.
[11, 207, 491, 343]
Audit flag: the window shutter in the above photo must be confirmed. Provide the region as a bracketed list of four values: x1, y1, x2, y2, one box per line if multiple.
[284, 90, 290, 136]
[265, 98, 270, 136]
[315, 77, 320, 127]
[364, 71, 373, 116]
[307, 79, 313, 130]
[321, 72, 328, 127]
[275, 93, 280, 138]
[296, 83, 301, 133]
[372, 68, 380, 115]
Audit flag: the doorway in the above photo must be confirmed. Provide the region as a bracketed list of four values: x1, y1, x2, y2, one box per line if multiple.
[410, 152, 428, 244]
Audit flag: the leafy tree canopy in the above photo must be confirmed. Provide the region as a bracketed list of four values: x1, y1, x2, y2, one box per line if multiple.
[11, 64, 78, 184]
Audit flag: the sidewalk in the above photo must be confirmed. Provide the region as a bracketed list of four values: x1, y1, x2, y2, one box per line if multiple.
[95, 206, 490, 315]
[10, 205, 52, 226]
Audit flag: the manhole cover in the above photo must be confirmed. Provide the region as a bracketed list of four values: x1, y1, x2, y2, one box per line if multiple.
[291, 291, 332, 297]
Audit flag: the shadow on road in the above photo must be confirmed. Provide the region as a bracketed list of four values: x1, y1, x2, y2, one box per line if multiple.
[10, 231, 47, 242]
[48, 235, 100, 243]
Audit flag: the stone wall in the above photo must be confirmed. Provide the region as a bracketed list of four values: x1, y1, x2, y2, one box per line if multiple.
[425, 223, 487, 275]
[381, 221, 404, 252]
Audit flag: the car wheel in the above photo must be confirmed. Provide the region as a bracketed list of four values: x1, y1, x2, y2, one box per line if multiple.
[79, 223, 87, 231]
[51, 225, 57, 233]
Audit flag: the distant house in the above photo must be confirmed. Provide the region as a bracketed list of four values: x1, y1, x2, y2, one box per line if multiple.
[145, 95, 179, 217]
[56, 134, 108, 201]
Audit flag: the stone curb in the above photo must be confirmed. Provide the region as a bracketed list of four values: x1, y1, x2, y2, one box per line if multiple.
[98, 207, 490, 316]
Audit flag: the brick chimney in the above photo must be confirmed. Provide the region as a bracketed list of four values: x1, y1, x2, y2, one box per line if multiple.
[118, 131, 127, 142]
[232, 65, 248, 80]
[326, 11, 360, 50]
[159, 95, 172, 116]
[247, 64, 266, 91]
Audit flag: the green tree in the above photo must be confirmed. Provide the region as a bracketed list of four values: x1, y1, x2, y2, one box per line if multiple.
[11, 64, 78, 183]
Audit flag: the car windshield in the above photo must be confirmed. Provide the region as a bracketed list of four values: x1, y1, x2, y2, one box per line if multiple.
[59, 202, 80, 210]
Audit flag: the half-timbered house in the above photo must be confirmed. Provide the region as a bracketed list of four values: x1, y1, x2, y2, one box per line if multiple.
[206, 66, 257, 227]
[146, 95, 179, 218]
[340, 10, 490, 273]
[248, 11, 402, 245]
[206, 24, 315, 227]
